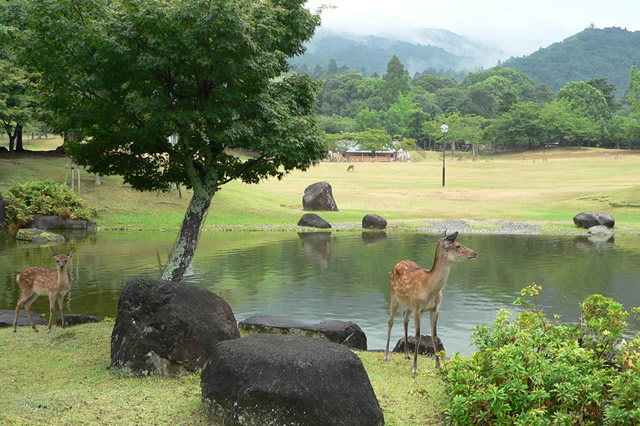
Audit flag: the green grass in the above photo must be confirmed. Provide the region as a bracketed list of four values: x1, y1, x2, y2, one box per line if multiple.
[2, 146, 639, 232]
[0, 323, 446, 425]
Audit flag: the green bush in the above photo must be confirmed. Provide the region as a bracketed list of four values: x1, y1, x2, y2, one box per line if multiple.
[2, 179, 97, 229]
[441, 283, 640, 425]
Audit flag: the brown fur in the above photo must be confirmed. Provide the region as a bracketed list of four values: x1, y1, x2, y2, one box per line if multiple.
[13, 251, 73, 333]
[384, 232, 476, 374]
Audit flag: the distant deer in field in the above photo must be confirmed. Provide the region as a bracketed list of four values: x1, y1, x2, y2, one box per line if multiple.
[384, 231, 476, 374]
[13, 251, 74, 333]
[347, 165, 355, 172]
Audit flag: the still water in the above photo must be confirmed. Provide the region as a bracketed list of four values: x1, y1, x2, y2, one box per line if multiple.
[1, 230, 639, 356]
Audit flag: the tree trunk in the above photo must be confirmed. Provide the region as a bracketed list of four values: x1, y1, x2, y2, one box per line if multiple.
[94, 173, 102, 185]
[161, 183, 216, 281]
[15, 124, 24, 152]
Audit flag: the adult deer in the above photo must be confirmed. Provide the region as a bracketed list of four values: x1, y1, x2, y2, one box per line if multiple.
[13, 250, 74, 333]
[384, 231, 476, 374]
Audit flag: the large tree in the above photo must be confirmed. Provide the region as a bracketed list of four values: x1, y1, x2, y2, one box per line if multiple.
[17, 0, 326, 281]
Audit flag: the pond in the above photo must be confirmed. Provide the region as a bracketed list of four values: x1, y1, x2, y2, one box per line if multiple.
[1, 230, 640, 356]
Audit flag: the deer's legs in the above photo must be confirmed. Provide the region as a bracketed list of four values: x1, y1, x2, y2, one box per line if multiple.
[403, 310, 411, 359]
[24, 293, 40, 332]
[384, 296, 400, 361]
[57, 294, 66, 329]
[412, 311, 422, 376]
[13, 293, 28, 332]
[47, 293, 58, 333]
[430, 310, 440, 368]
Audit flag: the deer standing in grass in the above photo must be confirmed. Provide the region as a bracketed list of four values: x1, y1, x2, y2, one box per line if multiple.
[384, 231, 476, 374]
[13, 251, 73, 333]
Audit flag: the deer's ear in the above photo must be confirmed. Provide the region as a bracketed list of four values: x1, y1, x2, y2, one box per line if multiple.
[440, 230, 447, 239]
[68, 251, 74, 258]
[52, 250, 57, 257]
[445, 232, 459, 244]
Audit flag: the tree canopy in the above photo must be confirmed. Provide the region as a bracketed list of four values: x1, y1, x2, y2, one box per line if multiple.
[15, 0, 325, 281]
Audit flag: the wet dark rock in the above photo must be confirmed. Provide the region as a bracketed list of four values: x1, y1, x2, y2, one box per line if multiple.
[201, 334, 384, 425]
[362, 213, 387, 230]
[0, 310, 46, 328]
[31, 215, 97, 230]
[297, 213, 332, 229]
[16, 228, 65, 244]
[56, 314, 99, 326]
[302, 181, 338, 211]
[573, 211, 615, 229]
[110, 278, 240, 377]
[239, 315, 367, 350]
[393, 335, 444, 356]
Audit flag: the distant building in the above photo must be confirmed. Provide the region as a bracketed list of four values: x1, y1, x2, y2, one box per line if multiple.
[330, 141, 410, 162]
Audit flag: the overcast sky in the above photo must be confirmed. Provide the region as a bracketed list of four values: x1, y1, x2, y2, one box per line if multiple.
[304, 0, 640, 57]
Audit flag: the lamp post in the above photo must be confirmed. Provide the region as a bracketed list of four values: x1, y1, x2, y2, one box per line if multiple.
[441, 124, 448, 187]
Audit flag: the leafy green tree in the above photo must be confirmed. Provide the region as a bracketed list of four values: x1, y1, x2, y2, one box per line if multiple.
[628, 65, 640, 116]
[317, 114, 357, 134]
[381, 55, 410, 105]
[606, 114, 635, 149]
[413, 74, 457, 93]
[352, 129, 393, 157]
[434, 87, 466, 114]
[459, 85, 495, 118]
[18, 0, 325, 281]
[539, 99, 599, 147]
[588, 77, 620, 113]
[355, 108, 383, 131]
[0, 58, 33, 153]
[384, 92, 425, 140]
[484, 102, 542, 149]
[558, 81, 610, 122]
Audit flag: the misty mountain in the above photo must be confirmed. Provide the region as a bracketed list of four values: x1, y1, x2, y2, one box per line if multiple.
[289, 28, 503, 76]
[503, 27, 640, 96]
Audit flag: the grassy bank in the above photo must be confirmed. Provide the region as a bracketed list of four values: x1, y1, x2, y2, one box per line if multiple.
[1, 146, 640, 232]
[0, 322, 446, 425]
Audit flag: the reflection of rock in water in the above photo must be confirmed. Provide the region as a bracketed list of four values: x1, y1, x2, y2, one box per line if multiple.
[297, 232, 335, 267]
[361, 231, 387, 245]
[574, 235, 615, 251]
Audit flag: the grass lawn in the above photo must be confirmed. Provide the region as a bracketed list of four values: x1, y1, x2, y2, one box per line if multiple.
[1, 146, 639, 231]
[0, 323, 447, 425]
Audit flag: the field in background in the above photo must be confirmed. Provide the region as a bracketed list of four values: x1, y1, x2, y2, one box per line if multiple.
[0, 134, 64, 152]
[1, 147, 639, 230]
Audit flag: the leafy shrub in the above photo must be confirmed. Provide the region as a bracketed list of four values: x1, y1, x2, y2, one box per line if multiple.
[2, 180, 97, 229]
[441, 283, 640, 425]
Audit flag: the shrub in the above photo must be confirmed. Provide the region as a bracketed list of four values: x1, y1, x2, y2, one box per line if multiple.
[441, 283, 640, 425]
[2, 180, 96, 229]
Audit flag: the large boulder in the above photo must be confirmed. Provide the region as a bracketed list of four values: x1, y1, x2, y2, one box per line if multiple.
[362, 214, 387, 230]
[31, 215, 97, 230]
[573, 211, 615, 229]
[595, 212, 615, 228]
[392, 335, 444, 356]
[297, 213, 332, 229]
[16, 228, 65, 244]
[0, 310, 46, 328]
[56, 314, 99, 326]
[239, 315, 367, 350]
[110, 278, 240, 377]
[302, 181, 338, 211]
[201, 334, 384, 425]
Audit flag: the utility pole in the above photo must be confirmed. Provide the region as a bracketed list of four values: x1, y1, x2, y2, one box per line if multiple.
[441, 124, 448, 187]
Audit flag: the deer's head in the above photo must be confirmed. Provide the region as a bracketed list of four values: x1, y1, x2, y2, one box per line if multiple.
[439, 231, 476, 263]
[52, 250, 73, 271]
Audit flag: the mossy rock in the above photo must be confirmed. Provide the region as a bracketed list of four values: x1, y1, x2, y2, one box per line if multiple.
[16, 228, 65, 244]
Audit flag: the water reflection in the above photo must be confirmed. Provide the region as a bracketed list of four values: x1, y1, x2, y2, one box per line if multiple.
[1, 230, 640, 356]
[361, 231, 387, 245]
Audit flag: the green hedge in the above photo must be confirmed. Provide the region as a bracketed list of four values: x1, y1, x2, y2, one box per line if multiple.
[2, 180, 96, 229]
[441, 284, 640, 424]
